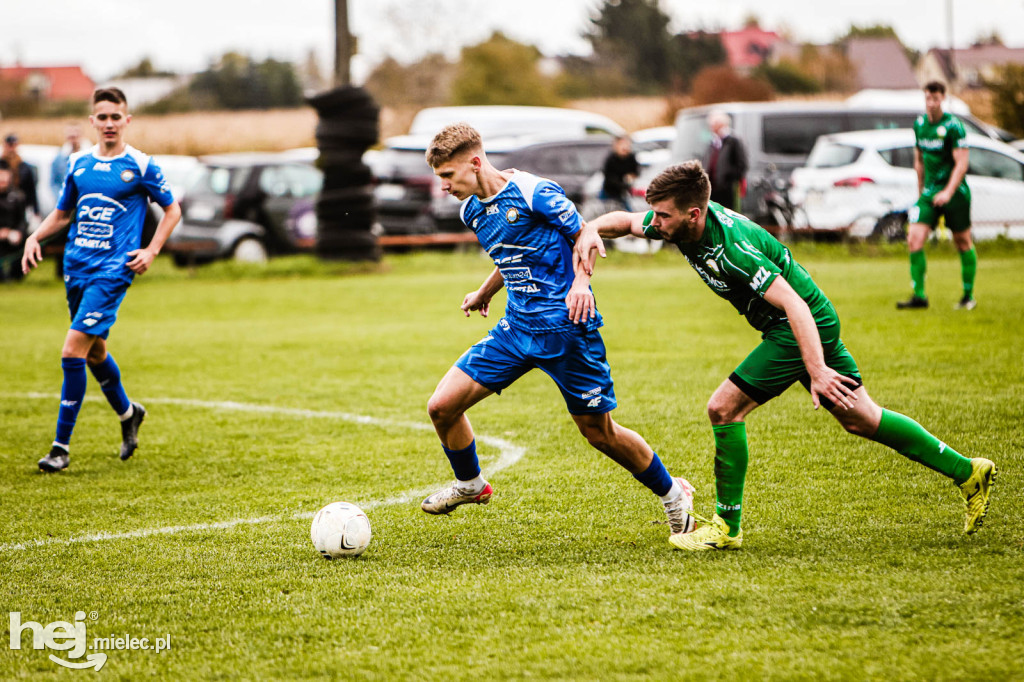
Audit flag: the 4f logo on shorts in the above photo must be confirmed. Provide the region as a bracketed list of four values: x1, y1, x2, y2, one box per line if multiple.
[750, 266, 771, 291]
[586, 396, 602, 408]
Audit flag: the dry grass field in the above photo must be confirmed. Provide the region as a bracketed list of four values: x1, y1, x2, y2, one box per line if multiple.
[0, 97, 672, 156]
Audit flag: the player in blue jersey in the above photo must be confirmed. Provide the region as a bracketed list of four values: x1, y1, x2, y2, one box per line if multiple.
[22, 87, 181, 473]
[418, 123, 697, 540]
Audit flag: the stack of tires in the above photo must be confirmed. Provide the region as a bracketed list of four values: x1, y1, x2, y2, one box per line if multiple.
[307, 86, 380, 261]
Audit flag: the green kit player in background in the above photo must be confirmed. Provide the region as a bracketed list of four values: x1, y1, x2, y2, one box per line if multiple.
[898, 80, 976, 310]
[572, 160, 996, 551]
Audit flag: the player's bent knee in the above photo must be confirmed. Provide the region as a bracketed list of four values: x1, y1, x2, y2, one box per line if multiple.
[427, 394, 458, 426]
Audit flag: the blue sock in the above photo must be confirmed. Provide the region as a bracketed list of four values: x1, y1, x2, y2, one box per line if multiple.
[56, 358, 88, 446]
[89, 354, 131, 415]
[632, 452, 673, 497]
[443, 440, 481, 481]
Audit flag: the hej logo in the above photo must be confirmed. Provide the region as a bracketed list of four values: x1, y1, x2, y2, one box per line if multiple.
[9, 610, 172, 671]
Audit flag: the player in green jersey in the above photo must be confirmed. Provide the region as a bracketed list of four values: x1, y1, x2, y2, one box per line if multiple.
[898, 81, 975, 310]
[570, 160, 996, 551]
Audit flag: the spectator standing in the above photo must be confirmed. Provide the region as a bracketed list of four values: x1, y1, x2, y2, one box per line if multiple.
[600, 135, 639, 211]
[0, 162, 27, 281]
[2, 134, 40, 220]
[704, 111, 748, 211]
[51, 124, 88, 198]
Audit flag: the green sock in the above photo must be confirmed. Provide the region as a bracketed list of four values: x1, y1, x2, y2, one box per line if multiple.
[713, 422, 748, 536]
[909, 249, 927, 299]
[959, 247, 977, 298]
[872, 409, 973, 484]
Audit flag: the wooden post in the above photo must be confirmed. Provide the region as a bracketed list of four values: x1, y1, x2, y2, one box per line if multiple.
[334, 0, 351, 87]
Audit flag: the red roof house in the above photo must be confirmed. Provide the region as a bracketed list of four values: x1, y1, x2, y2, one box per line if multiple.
[0, 65, 95, 101]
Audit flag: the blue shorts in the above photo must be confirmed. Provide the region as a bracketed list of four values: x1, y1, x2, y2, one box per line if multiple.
[456, 318, 617, 415]
[65, 276, 130, 339]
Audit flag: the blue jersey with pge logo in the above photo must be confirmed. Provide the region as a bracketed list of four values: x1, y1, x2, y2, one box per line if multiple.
[460, 170, 601, 333]
[57, 145, 175, 281]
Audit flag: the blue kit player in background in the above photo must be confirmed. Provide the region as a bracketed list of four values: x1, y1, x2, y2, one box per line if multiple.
[420, 123, 697, 543]
[22, 87, 181, 473]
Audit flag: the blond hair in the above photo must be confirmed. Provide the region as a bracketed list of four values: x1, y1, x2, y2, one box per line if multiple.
[426, 123, 483, 168]
[645, 161, 711, 210]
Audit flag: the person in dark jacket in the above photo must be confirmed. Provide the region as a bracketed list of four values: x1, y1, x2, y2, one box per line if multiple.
[703, 111, 748, 211]
[2, 134, 39, 219]
[600, 135, 639, 211]
[0, 162, 28, 281]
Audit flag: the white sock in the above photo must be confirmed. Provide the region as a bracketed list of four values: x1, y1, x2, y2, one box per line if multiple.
[457, 475, 487, 495]
[51, 441, 69, 453]
[659, 479, 682, 504]
[118, 404, 134, 421]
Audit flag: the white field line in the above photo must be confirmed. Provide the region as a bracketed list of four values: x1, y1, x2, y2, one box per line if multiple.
[1, 394, 527, 552]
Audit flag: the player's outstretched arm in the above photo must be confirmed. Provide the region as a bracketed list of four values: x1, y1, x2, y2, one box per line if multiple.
[763, 277, 859, 411]
[461, 267, 504, 318]
[572, 211, 645, 276]
[127, 201, 181, 275]
[21, 208, 71, 273]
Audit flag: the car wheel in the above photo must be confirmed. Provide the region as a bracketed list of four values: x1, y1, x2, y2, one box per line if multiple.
[871, 211, 908, 243]
[232, 237, 269, 263]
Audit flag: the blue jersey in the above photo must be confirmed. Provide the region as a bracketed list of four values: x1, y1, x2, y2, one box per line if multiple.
[57, 145, 175, 281]
[460, 171, 601, 333]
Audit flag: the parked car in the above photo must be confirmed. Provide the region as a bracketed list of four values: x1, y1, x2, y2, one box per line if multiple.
[407, 105, 624, 139]
[167, 152, 323, 264]
[670, 100, 1004, 225]
[789, 129, 1024, 239]
[371, 131, 617, 235]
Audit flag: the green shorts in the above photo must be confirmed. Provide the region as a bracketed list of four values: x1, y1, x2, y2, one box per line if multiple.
[729, 304, 861, 409]
[909, 185, 972, 232]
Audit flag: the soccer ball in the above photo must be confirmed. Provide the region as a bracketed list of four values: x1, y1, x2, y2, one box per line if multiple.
[310, 502, 372, 559]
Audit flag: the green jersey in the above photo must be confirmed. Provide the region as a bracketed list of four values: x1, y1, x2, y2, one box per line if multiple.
[643, 202, 832, 332]
[913, 112, 969, 198]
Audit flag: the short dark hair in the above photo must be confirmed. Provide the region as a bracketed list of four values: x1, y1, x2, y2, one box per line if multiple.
[646, 160, 711, 211]
[924, 81, 946, 96]
[93, 87, 128, 106]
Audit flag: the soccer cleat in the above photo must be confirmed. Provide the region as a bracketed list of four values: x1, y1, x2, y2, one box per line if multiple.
[959, 458, 996, 534]
[421, 481, 493, 515]
[663, 477, 696, 534]
[669, 513, 743, 551]
[955, 295, 977, 311]
[38, 446, 70, 473]
[896, 295, 929, 310]
[119, 402, 146, 461]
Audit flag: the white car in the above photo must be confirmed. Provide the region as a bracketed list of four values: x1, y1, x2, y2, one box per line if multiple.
[790, 129, 1024, 240]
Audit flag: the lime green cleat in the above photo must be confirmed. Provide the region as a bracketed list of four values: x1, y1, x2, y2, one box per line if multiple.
[669, 513, 742, 551]
[959, 458, 996, 534]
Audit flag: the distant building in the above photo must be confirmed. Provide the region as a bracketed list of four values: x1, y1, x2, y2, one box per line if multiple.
[844, 38, 918, 90]
[918, 45, 1024, 90]
[0, 64, 94, 102]
[99, 76, 190, 108]
[720, 26, 783, 72]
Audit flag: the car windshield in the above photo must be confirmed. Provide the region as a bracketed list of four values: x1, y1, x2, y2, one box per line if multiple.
[806, 142, 863, 168]
[372, 149, 433, 179]
[188, 166, 246, 196]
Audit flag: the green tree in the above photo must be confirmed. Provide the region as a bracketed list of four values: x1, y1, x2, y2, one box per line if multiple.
[587, 0, 678, 94]
[671, 31, 727, 91]
[188, 53, 304, 110]
[984, 64, 1024, 137]
[365, 54, 454, 108]
[450, 32, 561, 106]
[115, 57, 176, 79]
[753, 60, 821, 94]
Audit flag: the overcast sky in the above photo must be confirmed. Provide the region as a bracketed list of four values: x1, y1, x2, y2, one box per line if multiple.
[3, 0, 1023, 82]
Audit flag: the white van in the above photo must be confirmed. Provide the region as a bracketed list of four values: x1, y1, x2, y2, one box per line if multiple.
[670, 100, 1000, 224]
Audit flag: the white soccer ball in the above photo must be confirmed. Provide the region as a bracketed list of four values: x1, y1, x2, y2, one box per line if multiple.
[310, 502, 372, 559]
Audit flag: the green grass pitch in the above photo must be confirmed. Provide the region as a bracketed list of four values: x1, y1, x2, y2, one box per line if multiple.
[2, 241, 1022, 680]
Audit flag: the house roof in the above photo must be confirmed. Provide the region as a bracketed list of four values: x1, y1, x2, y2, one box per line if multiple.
[926, 45, 1024, 79]
[845, 38, 918, 89]
[0, 65, 95, 100]
[720, 26, 782, 69]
